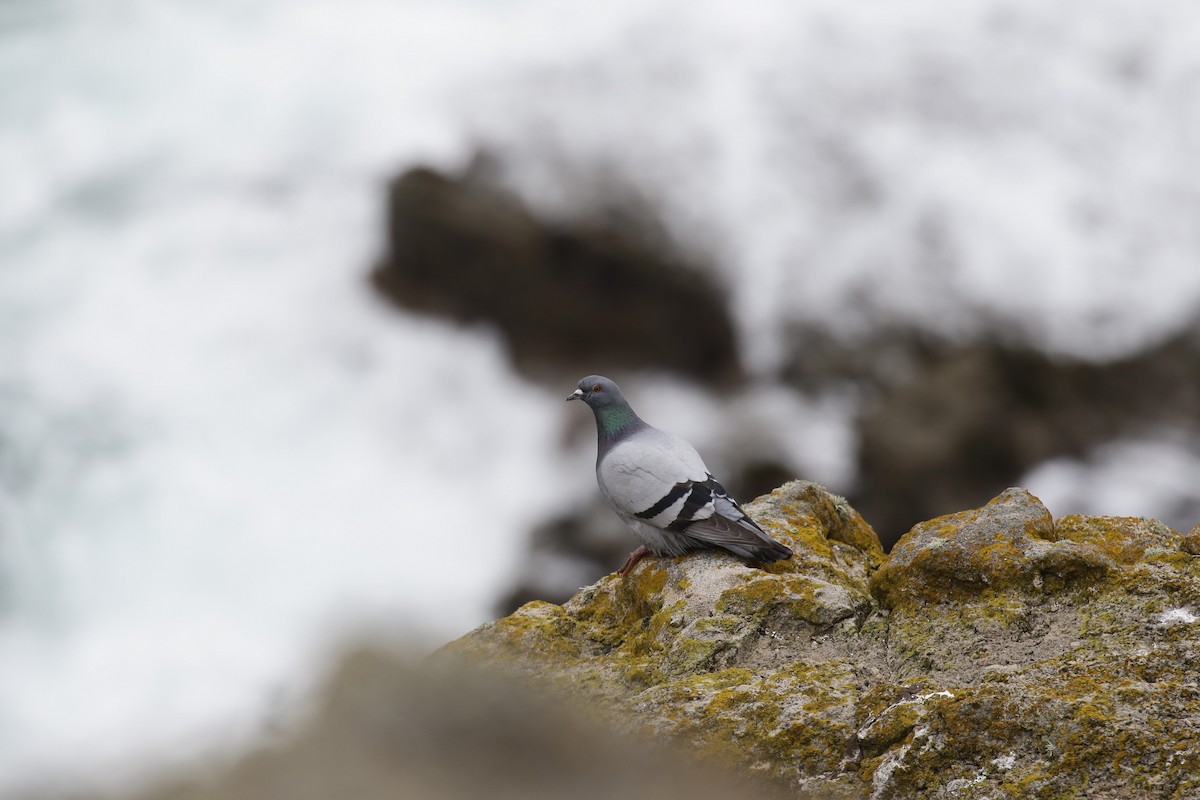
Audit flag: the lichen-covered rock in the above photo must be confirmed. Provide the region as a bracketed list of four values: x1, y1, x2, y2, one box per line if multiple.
[871, 487, 1112, 606]
[1184, 523, 1200, 556]
[447, 483, 1200, 799]
[866, 489, 1200, 798]
[447, 481, 882, 797]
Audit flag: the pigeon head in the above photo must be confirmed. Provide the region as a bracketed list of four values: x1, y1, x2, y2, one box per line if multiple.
[568, 375, 644, 446]
[566, 375, 626, 409]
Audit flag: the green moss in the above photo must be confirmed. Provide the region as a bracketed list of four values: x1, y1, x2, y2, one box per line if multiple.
[875, 536, 1111, 612]
[1055, 514, 1182, 565]
[775, 503, 834, 558]
[479, 601, 584, 662]
[865, 656, 1200, 799]
[664, 636, 728, 675]
[713, 574, 866, 629]
[629, 564, 669, 600]
[715, 577, 808, 618]
[857, 701, 920, 758]
[646, 663, 857, 779]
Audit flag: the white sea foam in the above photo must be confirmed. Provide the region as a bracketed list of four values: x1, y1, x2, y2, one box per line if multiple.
[0, 0, 609, 790]
[464, 0, 1200, 368]
[1022, 432, 1200, 527]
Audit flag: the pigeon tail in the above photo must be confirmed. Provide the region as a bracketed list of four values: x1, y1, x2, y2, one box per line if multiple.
[680, 512, 792, 562]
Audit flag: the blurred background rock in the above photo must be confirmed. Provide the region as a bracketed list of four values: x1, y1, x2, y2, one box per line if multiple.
[2, 0, 1199, 796]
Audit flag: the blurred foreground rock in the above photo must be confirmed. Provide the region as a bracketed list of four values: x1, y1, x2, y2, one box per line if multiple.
[451, 481, 1200, 799]
[130, 651, 791, 800]
[372, 163, 739, 385]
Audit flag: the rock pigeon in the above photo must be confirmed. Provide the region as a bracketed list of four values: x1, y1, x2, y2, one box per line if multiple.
[568, 375, 792, 575]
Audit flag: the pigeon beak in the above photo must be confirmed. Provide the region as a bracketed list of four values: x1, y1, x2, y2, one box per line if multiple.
[567, 388, 584, 402]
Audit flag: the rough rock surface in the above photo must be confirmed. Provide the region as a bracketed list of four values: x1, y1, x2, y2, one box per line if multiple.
[371, 165, 739, 384]
[448, 481, 1200, 799]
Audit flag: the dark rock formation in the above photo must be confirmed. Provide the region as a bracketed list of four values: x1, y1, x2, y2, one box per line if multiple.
[372, 165, 739, 385]
[798, 327, 1200, 550]
[449, 482, 1200, 799]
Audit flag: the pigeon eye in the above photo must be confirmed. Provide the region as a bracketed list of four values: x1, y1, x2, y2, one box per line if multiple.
[592, 383, 602, 392]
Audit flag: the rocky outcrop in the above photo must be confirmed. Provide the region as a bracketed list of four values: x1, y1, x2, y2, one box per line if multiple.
[838, 330, 1200, 549]
[449, 482, 1200, 799]
[371, 164, 739, 385]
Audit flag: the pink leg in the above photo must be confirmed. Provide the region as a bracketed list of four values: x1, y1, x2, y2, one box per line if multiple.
[617, 545, 652, 576]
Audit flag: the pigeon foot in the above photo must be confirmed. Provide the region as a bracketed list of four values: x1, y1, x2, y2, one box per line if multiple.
[617, 546, 652, 576]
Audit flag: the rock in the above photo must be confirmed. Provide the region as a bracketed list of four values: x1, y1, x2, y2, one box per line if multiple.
[448, 483, 1200, 799]
[371, 164, 739, 385]
[870, 487, 1112, 606]
[844, 331, 1200, 549]
[126, 650, 794, 800]
[778, 322, 948, 396]
[448, 481, 885, 798]
[865, 491, 1200, 798]
[1185, 523, 1200, 556]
